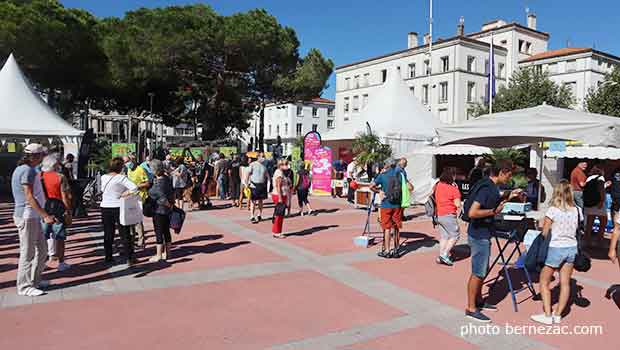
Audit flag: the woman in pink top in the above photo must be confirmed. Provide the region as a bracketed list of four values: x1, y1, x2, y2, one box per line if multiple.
[434, 167, 462, 266]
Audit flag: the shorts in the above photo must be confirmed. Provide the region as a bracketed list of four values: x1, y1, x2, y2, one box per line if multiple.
[468, 236, 490, 279]
[174, 187, 185, 200]
[545, 246, 578, 268]
[42, 222, 67, 240]
[437, 214, 460, 240]
[379, 207, 404, 231]
[573, 191, 584, 209]
[251, 183, 268, 201]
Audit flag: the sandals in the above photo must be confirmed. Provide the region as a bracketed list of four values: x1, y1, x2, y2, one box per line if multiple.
[272, 233, 286, 239]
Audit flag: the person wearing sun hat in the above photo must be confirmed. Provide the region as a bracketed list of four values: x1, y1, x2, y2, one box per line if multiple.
[11, 143, 53, 297]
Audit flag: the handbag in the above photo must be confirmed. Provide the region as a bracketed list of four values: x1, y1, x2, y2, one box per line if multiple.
[574, 224, 591, 272]
[170, 206, 186, 234]
[142, 196, 156, 217]
[119, 194, 143, 226]
[272, 202, 287, 223]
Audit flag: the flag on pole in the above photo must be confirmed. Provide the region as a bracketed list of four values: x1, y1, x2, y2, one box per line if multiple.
[487, 32, 496, 107]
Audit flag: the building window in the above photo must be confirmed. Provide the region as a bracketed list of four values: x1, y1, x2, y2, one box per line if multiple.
[526, 42, 532, 54]
[327, 119, 335, 129]
[422, 84, 429, 104]
[484, 83, 489, 102]
[276, 125, 280, 135]
[484, 59, 489, 75]
[296, 123, 303, 137]
[438, 108, 448, 123]
[312, 107, 318, 117]
[268, 124, 272, 136]
[535, 65, 543, 74]
[362, 94, 369, 109]
[354, 75, 360, 88]
[409, 86, 415, 96]
[312, 124, 318, 132]
[567, 60, 577, 72]
[439, 82, 448, 103]
[441, 56, 449, 72]
[328, 107, 334, 117]
[284, 123, 288, 135]
[408, 63, 416, 78]
[345, 77, 350, 90]
[363, 73, 370, 86]
[467, 56, 475, 72]
[547, 63, 557, 74]
[498, 63, 505, 78]
[564, 81, 577, 99]
[344, 97, 350, 113]
[296, 105, 303, 116]
[381, 69, 387, 83]
[352, 95, 360, 112]
[518, 39, 525, 53]
[467, 82, 476, 103]
[424, 59, 431, 75]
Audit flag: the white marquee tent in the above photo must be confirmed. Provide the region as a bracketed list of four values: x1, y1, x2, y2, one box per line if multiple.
[0, 54, 82, 155]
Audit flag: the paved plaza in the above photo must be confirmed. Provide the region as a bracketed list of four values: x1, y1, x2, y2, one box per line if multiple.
[1, 197, 619, 350]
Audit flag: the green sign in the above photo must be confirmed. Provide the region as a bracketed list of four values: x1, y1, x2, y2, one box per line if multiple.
[111, 143, 136, 157]
[219, 146, 237, 158]
[169, 147, 204, 159]
[291, 147, 301, 162]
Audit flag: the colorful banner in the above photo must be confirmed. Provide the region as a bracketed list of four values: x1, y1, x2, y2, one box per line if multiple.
[111, 143, 136, 157]
[219, 146, 238, 158]
[169, 147, 204, 159]
[311, 146, 333, 196]
[303, 131, 321, 162]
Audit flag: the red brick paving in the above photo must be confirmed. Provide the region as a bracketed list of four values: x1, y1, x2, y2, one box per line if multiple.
[340, 325, 479, 350]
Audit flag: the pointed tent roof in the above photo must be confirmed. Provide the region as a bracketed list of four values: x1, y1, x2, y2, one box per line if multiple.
[323, 69, 438, 141]
[0, 54, 82, 137]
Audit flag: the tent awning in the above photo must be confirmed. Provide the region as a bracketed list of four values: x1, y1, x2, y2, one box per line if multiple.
[437, 104, 620, 148]
[0, 54, 83, 137]
[416, 144, 492, 156]
[547, 146, 620, 160]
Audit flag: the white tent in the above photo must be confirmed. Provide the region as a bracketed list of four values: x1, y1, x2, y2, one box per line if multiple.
[437, 104, 620, 148]
[323, 69, 437, 155]
[0, 54, 82, 142]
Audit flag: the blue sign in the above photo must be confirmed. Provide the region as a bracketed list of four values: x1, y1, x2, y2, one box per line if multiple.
[549, 141, 566, 152]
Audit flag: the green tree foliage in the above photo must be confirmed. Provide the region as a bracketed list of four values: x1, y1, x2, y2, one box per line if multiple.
[352, 133, 392, 168]
[472, 67, 574, 117]
[0, 0, 108, 117]
[585, 67, 620, 117]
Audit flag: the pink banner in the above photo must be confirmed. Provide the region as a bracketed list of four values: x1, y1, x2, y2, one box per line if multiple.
[303, 132, 321, 162]
[311, 146, 333, 196]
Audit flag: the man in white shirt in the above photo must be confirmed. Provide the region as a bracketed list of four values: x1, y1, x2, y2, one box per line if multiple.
[12, 144, 53, 297]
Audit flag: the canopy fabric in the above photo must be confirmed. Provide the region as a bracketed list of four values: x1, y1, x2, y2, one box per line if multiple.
[415, 144, 492, 155]
[324, 69, 438, 143]
[546, 146, 620, 160]
[0, 54, 83, 137]
[436, 104, 620, 148]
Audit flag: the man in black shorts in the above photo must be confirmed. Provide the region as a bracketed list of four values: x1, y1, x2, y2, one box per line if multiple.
[248, 153, 269, 223]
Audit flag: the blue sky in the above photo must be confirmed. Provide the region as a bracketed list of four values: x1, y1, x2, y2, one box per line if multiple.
[61, 0, 620, 99]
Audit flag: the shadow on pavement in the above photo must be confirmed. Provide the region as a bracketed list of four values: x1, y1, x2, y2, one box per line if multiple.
[286, 225, 339, 237]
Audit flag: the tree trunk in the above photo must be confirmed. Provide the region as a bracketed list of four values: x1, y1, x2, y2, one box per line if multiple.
[258, 101, 265, 152]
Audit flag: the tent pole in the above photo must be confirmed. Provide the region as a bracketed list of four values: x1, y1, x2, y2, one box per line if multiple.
[537, 139, 544, 209]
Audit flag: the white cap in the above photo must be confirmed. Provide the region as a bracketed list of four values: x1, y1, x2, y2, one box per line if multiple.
[24, 143, 47, 154]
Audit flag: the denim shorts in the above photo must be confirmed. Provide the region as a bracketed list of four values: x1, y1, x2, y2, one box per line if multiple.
[468, 236, 490, 279]
[41, 222, 67, 240]
[545, 246, 578, 268]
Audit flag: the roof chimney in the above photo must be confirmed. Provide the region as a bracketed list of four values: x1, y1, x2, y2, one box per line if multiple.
[527, 13, 537, 30]
[407, 32, 419, 48]
[423, 33, 431, 45]
[457, 16, 465, 36]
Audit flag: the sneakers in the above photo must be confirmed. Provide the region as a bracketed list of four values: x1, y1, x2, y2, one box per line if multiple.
[257, 216, 262, 222]
[530, 314, 553, 325]
[476, 302, 498, 312]
[251, 217, 258, 224]
[465, 309, 492, 323]
[18, 287, 45, 297]
[439, 255, 454, 266]
[377, 250, 389, 258]
[57, 262, 71, 272]
[552, 314, 562, 324]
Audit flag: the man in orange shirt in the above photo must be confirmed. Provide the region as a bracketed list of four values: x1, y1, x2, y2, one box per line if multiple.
[570, 162, 588, 209]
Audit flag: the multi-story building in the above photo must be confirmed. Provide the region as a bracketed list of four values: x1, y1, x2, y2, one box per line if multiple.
[519, 48, 620, 109]
[247, 98, 335, 154]
[329, 13, 619, 140]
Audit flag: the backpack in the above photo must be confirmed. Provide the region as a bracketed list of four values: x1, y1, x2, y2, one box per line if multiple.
[583, 176, 603, 207]
[385, 171, 402, 205]
[461, 178, 492, 223]
[299, 171, 311, 190]
[424, 183, 437, 225]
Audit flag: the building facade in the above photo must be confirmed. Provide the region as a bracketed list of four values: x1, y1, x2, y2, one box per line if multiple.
[331, 13, 619, 140]
[248, 98, 335, 155]
[519, 48, 620, 109]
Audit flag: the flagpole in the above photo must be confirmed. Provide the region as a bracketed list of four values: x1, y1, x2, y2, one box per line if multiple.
[489, 31, 494, 115]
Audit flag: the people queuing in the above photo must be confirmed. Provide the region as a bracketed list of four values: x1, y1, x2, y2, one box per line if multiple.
[125, 155, 150, 249]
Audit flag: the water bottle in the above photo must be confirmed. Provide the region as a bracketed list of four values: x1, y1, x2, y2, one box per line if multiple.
[593, 217, 601, 234]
